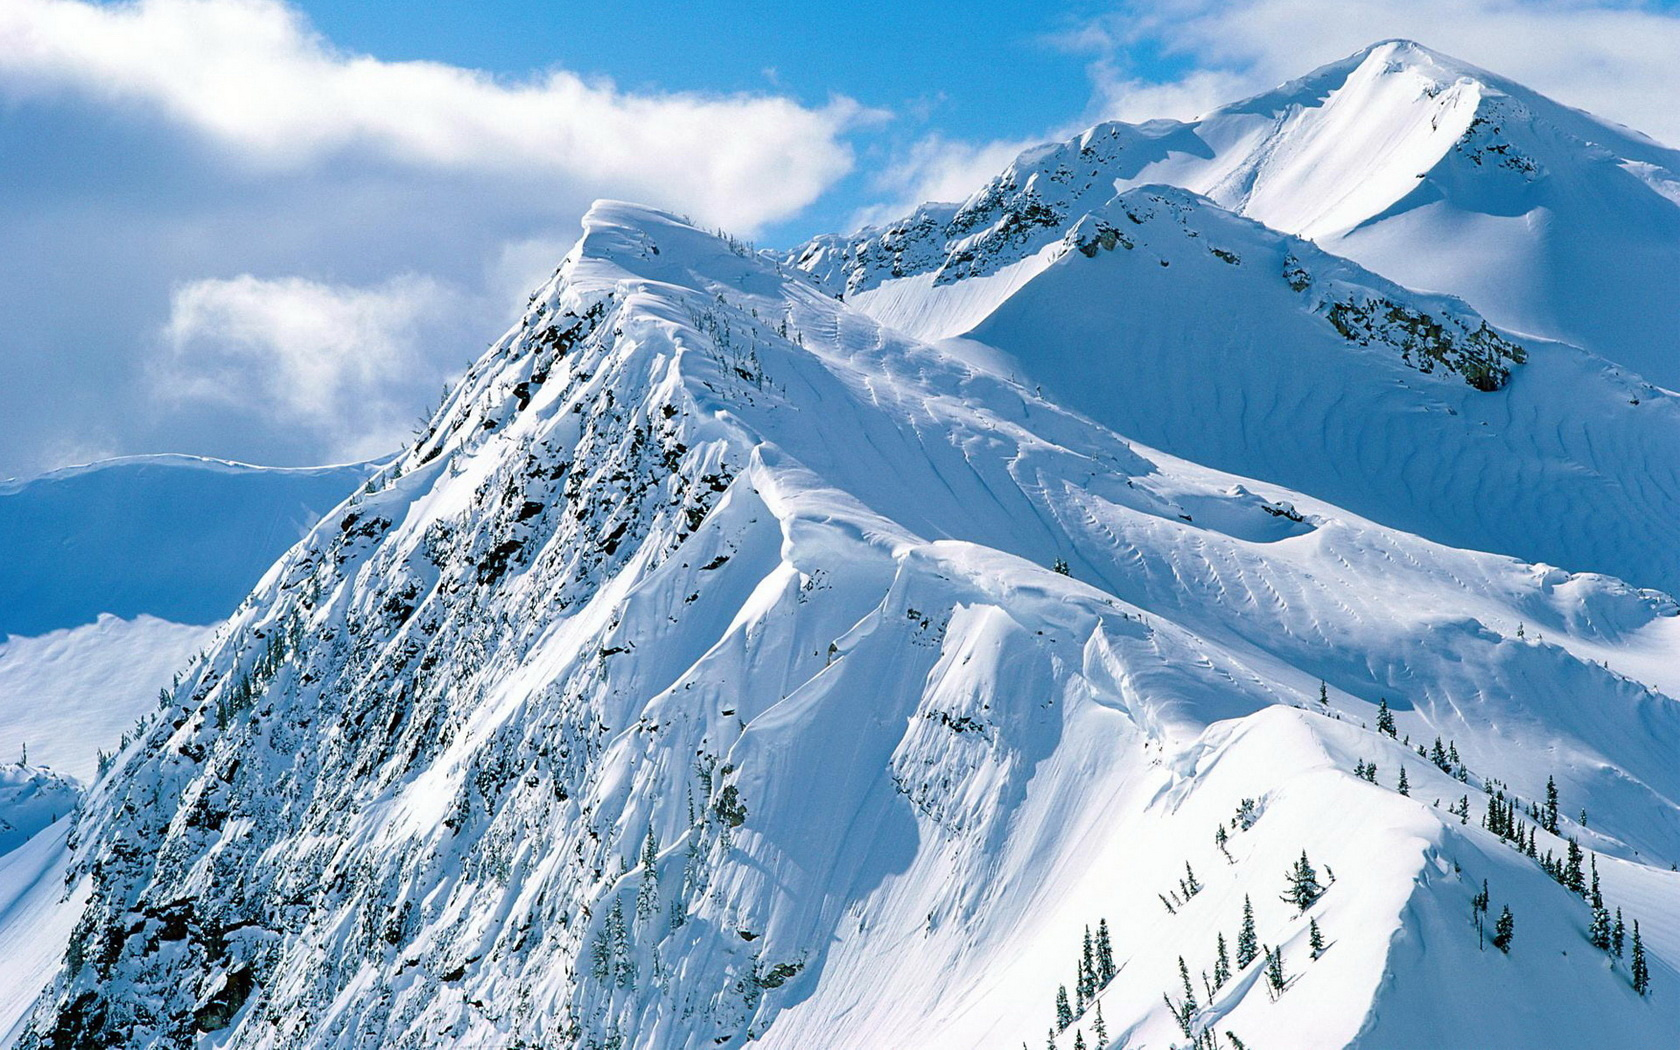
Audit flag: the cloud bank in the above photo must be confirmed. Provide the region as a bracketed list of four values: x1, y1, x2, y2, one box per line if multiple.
[0, 0, 861, 475]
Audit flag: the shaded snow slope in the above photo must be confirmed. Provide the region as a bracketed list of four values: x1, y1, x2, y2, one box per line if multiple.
[16, 203, 1680, 1050]
[799, 40, 1680, 387]
[961, 185, 1680, 597]
[0, 455, 374, 639]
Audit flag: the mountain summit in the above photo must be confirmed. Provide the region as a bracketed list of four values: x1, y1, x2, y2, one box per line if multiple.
[801, 39, 1680, 386]
[8, 44, 1680, 1050]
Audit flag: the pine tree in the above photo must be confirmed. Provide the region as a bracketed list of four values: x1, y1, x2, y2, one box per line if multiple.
[1544, 774, 1559, 833]
[605, 898, 634, 988]
[1376, 698, 1396, 737]
[1565, 838, 1585, 895]
[1614, 908, 1626, 958]
[1319, 680, 1328, 706]
[1096, 919, 1116, 983]
[1430, 736, 1448, 772]
[1237, 896, 1259, 969]
[1632, 921, 1650, 996]
[636, 827, 661, 921]
[1179, 955, 1198, 1012]
[1093, 1003, 1107, 1047]
[1396, 766, 1410, 796]
[1079, 926, 1096, 1005]
[1184, 862, 1203, 897]
[1056, 985, 1073, 1031]
[1213, 932, 1231, 989]
[1073, 1031, 1086, 1050]
[1590, 902, 1613, 952]
[1309, 917, 1326, 960]
[1264, 946, 1287, 995]
[1492, 905, 1514, 953]
[1283, 851, 1324, 912]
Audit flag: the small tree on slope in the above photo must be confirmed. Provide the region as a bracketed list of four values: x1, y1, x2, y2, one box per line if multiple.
[1283, 851, 1324, 912]
[1632, 922, 1651, 996]
[1237, 896, 1259, 969]
[1492, 905, 1515, 954]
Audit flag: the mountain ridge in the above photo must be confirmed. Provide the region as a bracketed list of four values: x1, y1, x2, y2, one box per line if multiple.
[13, 195, 1680, 1049]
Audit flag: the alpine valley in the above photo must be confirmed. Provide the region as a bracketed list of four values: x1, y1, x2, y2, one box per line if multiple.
[5, 39, 1680, 1050]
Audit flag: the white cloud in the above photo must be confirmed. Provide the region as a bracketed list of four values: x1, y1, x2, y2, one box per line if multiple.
[0, 0, 861, 231]
[1075, 0, 1680, 146]
[159, 274, 461, 461]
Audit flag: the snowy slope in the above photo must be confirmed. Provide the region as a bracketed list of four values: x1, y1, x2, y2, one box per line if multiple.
[0, 615, 215, 783]
[0, 455, 374, 639]
[961, 186, 1680, 598]
[15, 202, 1680, 1050]
[798, 40, 1680, 387]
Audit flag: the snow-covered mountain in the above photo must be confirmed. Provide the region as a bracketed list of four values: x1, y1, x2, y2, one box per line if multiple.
[798, 39, 1680, 388]
[0, 454, 374, 794]
[13, 183, 1680, 1050]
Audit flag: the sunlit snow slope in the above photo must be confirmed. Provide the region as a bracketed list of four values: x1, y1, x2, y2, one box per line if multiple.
[799, 40, 1680, 388]
[17, 202, 1680, 1050]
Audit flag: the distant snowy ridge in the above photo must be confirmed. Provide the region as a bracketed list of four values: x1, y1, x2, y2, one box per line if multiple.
[14, 197, 1680, 1050]
[798, 39, 1680, 387]
[0, 454, 376, 638]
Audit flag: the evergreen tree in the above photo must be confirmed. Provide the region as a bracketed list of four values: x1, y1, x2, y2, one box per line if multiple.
[1492, 905, 1514, 953]
[1073, 1031, 1086, 1050]
[1319, 680, 1328, 706]
[1096, 919, 1116, 982]
[1093, 1003, 1107, 1047]
[1179, 955, 1198, 1012]
[1056, 985, 1073, 1031]
[1184, 862, 1203, 897]
[1080, 926, 1096, 1004]
[1309, 917, 1326, 960]
[1264, 946, 1287, 995]
[1430, 736, 1448, 772]
[1213, 932, 1231, 989]
[1376, 698, 1396, 737]
[1590, 902, 1613, 952]
[1614, 908, 1626, 958]
[1283, 851, 1324, 912]
[636, 827, 661, 921]
[1632, 922, 1650, 996]
[1544, 774, 1559, 833]
[1565, 839, 1585, 895]
[1237, 896, 1259, 968]
[605, 898, 634, 988]
[1396, 766, 1410, 797]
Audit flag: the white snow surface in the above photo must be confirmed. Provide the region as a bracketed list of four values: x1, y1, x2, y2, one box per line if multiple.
[12, 196, 1680, 1050]
[0, 615, 216, 782]
[801, 40, 1680, 388]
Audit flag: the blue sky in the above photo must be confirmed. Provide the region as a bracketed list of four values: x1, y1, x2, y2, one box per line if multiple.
[3, 0, 1680, 477]
[291, 0, 1140, 239]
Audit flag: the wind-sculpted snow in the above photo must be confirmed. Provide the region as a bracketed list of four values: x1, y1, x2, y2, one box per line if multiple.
[18, 203, 1680, 1050]
[962, 186, 1680, 597]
